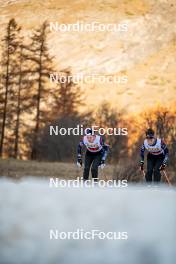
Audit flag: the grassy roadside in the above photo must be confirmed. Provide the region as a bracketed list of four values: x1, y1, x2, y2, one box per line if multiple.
[0, 158, 114, 180]
[0, 158, 175, 184]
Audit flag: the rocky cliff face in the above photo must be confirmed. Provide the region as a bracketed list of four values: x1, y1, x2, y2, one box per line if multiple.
[0, 0, 176, 112]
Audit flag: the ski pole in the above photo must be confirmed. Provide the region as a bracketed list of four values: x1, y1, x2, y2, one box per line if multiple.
[76, 166, 80, 180]
[140, 169, 145, 182]
[161, 170, 172, 186]
[101, 168, 107, 181]
[99, 166, 106, 181]
[76, 163, 83, 181]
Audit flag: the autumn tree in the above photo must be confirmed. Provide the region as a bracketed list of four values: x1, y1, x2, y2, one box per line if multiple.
[52, 69, 83, 118]
[0, 19, 21, 157]
[12, 43, 36, 159]
[28, 21, 54, 159]
[95, 102, 128, 162]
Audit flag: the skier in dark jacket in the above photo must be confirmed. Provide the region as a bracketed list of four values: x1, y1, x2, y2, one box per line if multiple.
[140, 128, 169, 182]
[77, 129, 109, 181]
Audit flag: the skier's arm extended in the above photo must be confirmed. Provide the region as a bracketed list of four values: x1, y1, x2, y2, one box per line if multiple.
[140, 143, 145, 170]
[140, 143, 145, 162]
[102, 144, 109, 161]
[100, 137, 109, 162]
[77, 138, 84, 166]
[77, 139, 84, 156]
[161, 140, 169, 164]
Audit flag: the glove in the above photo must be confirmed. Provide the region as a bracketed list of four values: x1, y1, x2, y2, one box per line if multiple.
[140, 161, 144, 171]
[77, 156, 82, 168]
[99, 160, 106, 169]
[160, 162, 167, 170]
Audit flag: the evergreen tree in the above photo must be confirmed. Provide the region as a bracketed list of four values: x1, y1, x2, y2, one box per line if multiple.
[53, 69, 83, 117]
[0, 19, 21, 157]
[28, 21, 54, 159]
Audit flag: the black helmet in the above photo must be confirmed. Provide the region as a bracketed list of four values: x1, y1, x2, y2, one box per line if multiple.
[146, 128, 155, 138]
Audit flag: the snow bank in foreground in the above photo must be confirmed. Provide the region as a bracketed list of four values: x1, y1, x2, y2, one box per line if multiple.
[0, 178, 175, 264]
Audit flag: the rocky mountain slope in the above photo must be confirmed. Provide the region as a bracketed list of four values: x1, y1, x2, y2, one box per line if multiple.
[0, 0, 176, 112]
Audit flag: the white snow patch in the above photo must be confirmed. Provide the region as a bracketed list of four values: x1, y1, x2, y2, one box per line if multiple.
[0, 178, 175, 264]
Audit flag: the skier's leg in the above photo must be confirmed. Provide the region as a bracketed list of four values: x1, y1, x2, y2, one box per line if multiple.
[91, 153, 102, 180]
[83, 152, 93, 180]
[146, 154, 154, 182]
[153, 155, 163, 182]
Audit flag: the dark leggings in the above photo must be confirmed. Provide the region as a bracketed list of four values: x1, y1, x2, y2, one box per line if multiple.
[83, 151, 102, 180]
[145, 153, 164, 182]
